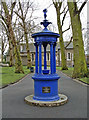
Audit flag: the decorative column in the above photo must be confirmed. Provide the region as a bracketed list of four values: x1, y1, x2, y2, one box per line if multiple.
[39, 42, 42, 74]
[35, 43, 38, 73]
[43, 44, 47, 70]
[53, 43, 56, 73]
[50, 42, 54, 74]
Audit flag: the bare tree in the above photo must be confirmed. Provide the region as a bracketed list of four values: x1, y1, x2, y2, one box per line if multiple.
[0, 16, 14, 66]
[0, 26, 8, 63]
[52, 0, 68, 70]
[14, 0, 38, 68]
[1, 1, 24, 73]
[67, 0, 88, 78]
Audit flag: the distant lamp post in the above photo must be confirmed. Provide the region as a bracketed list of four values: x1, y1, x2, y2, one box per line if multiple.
[25, 9, 68, 106]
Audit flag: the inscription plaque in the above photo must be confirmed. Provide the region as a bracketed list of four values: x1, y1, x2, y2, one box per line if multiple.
[42, 87, 50, 93]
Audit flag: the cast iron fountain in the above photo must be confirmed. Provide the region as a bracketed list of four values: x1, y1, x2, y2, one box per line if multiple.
[25, 9, 68, 106]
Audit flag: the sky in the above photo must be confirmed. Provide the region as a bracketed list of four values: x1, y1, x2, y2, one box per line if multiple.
[33, 0, 87, 27]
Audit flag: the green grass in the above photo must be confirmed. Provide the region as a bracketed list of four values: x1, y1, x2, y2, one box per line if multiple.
[0, 66, 30, 87]
[79, 77, 89, 84]
[0, 66, 89, 87]
[57, 67, 89, 84]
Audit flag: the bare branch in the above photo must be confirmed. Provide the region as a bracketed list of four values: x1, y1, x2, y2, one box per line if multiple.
[60, 2, 62, 8]
[61, 8, 68, 26]
[11, 1, 16, 20]
[62, 25, 70, 34]
[46, 3, 53, 9]
[60, 5, 67, 15]
[52, 0, 58, 8]
[18, 0, 24, 18]
[65, 36, 73, 49]
[14, 11, 23, 20]
[1, 2, 9, 15]
[0, 14, 7, 25]
[0, 20, 8, 34]
[52, 0, 62, 12]
[13, 16, 18, 28]
[18, 22, 24, 28]
[78, 0, 88, 14]
[24, 1, 30, 19]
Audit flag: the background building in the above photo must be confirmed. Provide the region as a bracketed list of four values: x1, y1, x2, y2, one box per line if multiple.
[58, 42, 74, 67]
[6, 42, 88, 67]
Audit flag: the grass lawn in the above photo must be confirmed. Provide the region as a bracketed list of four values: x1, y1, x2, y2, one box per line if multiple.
[57, 67, 89, 84]
[0, 66, 89, 87]
[79, 77, 89, 84]
[0, 66, 30, 87]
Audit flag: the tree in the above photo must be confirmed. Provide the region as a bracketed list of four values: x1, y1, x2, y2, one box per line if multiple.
[14, 0, 36, 68]
[67, 0, 88, 78]
[52, 0, 68, 70]
[0, 30, 8, 63]
[0, 18, 14, 66]
[1, 1, 24, 73]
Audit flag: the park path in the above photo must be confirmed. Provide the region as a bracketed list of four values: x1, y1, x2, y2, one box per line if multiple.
[2, 71, 88, 118]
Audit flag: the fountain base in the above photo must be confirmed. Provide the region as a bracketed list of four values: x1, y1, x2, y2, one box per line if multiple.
[24, 94, 68, 107]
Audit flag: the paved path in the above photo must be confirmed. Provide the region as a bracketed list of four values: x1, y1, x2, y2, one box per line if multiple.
[2, 71, 88, 118]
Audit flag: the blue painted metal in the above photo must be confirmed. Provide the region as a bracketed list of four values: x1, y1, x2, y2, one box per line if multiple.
[39, 42, 42, 74]
[32, 9, 60, 101]
[43, 9, 47, 20]
[34, 43, 38, 73]
[50, 43, 54, 74]
[42, 69, 49, 74]
[54, 44, 56, 73]
[43, 44, 47, 70]
[40, 9, 52, 30]
[33, 79, 59, 101]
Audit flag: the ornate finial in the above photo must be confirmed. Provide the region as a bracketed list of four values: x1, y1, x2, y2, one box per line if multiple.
[43, 9, 47, 20]
[40, 9, 52, 29]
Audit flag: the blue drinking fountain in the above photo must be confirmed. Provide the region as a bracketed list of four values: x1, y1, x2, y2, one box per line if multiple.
[25, 9, 68, 106]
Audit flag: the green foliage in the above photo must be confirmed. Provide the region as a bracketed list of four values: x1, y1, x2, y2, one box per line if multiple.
[0, 66, 30, 87]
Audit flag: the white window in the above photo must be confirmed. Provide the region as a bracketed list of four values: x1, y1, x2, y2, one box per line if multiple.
[60, 53, 61, 61]
[72, 54, 73, 61]
[20, 46, 23, 52]
[67, 53, 71, 61]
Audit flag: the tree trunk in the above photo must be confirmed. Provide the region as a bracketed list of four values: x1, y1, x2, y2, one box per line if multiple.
[2, 2, 24, 73]
[67, 2, 88, 78]
[1, 53, 3, 63]
[9, 38, 13, 67]
[8, 17, 24, 73]
[23, 22, 32, 69]
[56, 7, 68, 70]
[14, 1, 32, 69]
[1, 38, 4, 63]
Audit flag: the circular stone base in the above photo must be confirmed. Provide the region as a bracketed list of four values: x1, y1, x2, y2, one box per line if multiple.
[24, 94, 68, 107]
